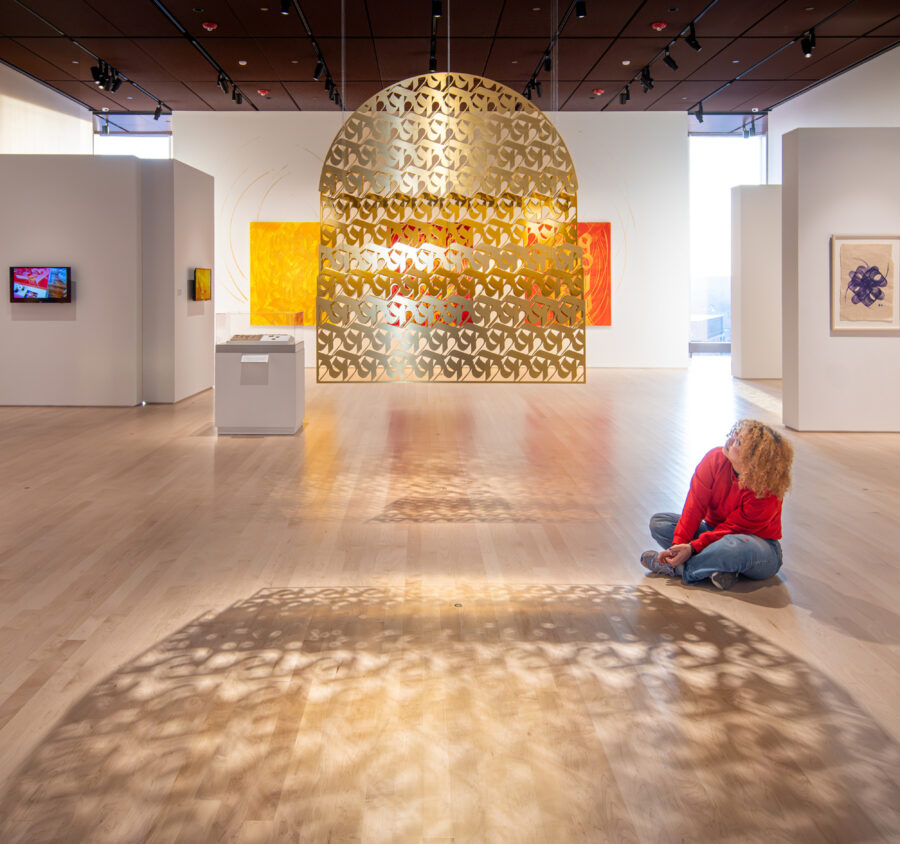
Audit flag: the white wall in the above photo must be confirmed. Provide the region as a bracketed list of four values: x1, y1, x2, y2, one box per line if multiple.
[0, 62, 92, 154]
[141, 163, 175, 403]
[174, 109, 690, 368]
[557, 112, 690, 368]
[731, 185, 782, 379]
[141, 159, 215, 404]
[0, 155, 142, 405]
[768, 44, 900, 183]
[173, 161, 215, 402]
[782, 128, 900, 431]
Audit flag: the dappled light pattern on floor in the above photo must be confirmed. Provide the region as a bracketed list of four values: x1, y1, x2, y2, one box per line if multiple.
[1, 584, 897, 843]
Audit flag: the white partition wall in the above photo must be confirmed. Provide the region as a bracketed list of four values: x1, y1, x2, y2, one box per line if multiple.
[731, 185, 782, 379]
[142, 160, 215, 404]
[782, 128, 900, 431]
[0, 155, 143, 406]
[0, 155, 214, 407]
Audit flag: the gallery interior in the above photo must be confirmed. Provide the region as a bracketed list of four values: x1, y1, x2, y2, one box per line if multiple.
[0, 0, 898, 840]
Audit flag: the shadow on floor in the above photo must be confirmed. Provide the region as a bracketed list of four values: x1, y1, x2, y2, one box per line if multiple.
[1, 584, 897, 842]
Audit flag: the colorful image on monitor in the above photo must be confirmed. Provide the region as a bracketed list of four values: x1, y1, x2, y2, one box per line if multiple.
[10, 267, 71, 302]
[194, 268, 211, 301]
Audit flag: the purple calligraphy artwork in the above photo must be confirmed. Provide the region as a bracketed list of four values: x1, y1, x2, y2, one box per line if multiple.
[846, 262, 888, 307]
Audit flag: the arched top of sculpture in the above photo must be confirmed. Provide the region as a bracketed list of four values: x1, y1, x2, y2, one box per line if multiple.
[319, 72, 578, 199]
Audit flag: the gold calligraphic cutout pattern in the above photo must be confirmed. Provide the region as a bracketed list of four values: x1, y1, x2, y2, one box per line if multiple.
[317, 73, 585, 382]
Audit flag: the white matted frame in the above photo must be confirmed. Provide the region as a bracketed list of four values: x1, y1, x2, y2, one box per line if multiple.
[830, 234, 900, 335]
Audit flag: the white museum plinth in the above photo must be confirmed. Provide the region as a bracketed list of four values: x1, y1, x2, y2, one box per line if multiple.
[214, 336, 305, 435]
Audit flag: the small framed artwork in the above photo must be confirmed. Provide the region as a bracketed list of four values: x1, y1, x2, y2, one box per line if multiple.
[193, 267, 211, 301]
[830, 235, 900, 335]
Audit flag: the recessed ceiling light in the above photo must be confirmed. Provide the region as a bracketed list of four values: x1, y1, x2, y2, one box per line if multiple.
[732, 59, 740, 63]
[532, 6, 541, 11]
[71, 60, 79, 64]
[622, 59, 631, 66]
[805, 6, 815, 10]
[238, 60, 248, 65]
[192, 6, 204, 11]
[126, 95, 133, 100]
[511, 59, 518, 64]
[751, 107, 759, 112]
[260, 6, 269, 10]
[291, 59, 298, 63]
[681, 96, 688, 100]
[101, 107, 109, 112]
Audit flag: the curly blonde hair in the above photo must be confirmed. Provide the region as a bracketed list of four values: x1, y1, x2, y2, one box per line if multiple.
[728, 419, 794, 499]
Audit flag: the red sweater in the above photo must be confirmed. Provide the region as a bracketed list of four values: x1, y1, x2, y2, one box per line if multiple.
[674, 448, 783, 554]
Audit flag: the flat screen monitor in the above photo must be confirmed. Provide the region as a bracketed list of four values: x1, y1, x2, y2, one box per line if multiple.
[10, 266, 72, 302]
[193, 268, 211, 301]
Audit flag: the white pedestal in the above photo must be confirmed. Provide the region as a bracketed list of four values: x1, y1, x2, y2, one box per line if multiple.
[215, 339, 304, 434]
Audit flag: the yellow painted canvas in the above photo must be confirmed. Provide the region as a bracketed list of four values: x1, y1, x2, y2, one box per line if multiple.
[193, 267, 211, 301]
[250, 222, 318, 325]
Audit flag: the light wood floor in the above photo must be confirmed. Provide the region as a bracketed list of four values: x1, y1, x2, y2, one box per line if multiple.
[0, 357, 898, 843]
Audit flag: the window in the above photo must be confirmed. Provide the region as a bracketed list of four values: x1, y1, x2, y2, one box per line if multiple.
[93, 133, 172, 159]
[92, 112, 172, 159]
[689, 135, 766, 353]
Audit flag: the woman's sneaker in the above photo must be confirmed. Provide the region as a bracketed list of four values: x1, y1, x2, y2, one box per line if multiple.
[640, 550, 677, 577]
[710, 571, 738, 590]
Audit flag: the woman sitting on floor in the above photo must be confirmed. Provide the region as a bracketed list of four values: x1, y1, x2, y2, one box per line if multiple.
[642, 419, 794, 591]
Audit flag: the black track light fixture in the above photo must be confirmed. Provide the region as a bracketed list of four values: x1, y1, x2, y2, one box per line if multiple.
[801, 28, 816, 58]
[111, 76, 123, 93]
[236, 91, 243, 105]
[543, 54, 552, 72]
[685, 22, 701, 52]
[91, 63, 103, 85]
[524, 84, 532, 101]
[313, 59, 324, 80]
[154, 103, 162, 120]
[696, 101, 704, 123]
[432, 0, 442, 18]
[281, 0, 291, 13]
[575, 0, 586, 19]
[663, 48, 678, 71]
[429, 53, 437, 72]
[218, 73, 229, 94]
[619, 85, 630, 105]
[640, 66, 654, 93]
[535, 80, 543, 97]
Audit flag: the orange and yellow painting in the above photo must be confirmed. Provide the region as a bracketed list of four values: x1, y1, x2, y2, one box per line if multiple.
[249, 222, 318, 325]
[578, 221, 611, 326]
[524, 220, 611, 326]
[250, 219, 610, 327]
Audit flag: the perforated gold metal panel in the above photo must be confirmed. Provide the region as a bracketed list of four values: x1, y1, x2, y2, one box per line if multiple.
[317, 72, 584, 382]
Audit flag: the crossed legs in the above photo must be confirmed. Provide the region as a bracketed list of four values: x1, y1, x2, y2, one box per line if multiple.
[648, 512, 783, 586]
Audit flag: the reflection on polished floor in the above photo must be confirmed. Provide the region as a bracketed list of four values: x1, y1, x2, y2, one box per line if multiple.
[0, 358, 898, 842]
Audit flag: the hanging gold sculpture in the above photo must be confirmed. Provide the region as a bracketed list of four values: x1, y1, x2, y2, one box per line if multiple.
[318, 72, 584, 382]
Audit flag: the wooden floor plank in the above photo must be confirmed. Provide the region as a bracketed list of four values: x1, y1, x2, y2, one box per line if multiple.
[0, 358, 898, 842]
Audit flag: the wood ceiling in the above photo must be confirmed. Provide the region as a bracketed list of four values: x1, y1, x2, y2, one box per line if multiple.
[1, 0, 897, 119]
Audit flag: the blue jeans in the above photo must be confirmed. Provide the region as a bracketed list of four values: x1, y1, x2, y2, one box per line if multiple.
[649, 512, 783, 585]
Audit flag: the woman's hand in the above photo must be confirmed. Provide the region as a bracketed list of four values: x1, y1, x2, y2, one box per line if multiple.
[659, 543, 693, 567]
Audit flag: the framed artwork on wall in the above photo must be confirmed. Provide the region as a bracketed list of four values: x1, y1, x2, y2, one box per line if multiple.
[830, 235, 900, 335]
[193, 267, 212, 301]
